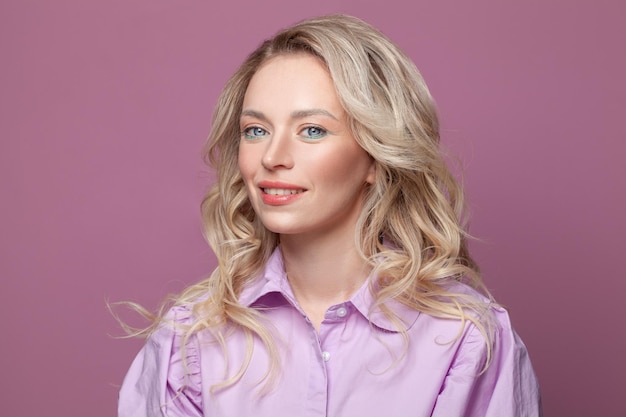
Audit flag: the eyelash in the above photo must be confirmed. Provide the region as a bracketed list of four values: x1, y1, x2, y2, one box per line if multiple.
[241, 126, 268, 140]
[299, 125, 327, 140]
[240, 125, 328, 140]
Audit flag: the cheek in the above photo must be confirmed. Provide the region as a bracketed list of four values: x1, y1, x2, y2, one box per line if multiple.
[324, 158, 355, 182]
[237, 146, 255, 181]
[316, 146, 372, 185]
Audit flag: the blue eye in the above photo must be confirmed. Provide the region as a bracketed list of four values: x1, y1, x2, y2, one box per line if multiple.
[300, 126, 327, 140]
[242, 126, 268, 139]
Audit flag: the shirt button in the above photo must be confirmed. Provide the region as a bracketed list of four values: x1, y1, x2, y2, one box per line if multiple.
[336, 307, 347, 318]
[322, 351, 331, 362]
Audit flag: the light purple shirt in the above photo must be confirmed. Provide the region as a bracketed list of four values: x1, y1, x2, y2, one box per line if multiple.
[119, 249, 542, 416]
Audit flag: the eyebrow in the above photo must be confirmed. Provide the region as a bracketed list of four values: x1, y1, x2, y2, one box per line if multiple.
[240, 108, 339, 122]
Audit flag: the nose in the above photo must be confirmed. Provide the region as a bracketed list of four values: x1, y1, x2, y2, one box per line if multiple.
[261, 129, 294, 170]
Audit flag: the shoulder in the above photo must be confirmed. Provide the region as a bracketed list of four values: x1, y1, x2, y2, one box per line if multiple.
[142, 303, 196, 351]
[158, 303, 196, 332]
[119, 303, 203, 416]
[409, 280, 524, 368]
[154, 303, 203, 389]
[427, 284, 543, 415]
[443, 281, 524, 359]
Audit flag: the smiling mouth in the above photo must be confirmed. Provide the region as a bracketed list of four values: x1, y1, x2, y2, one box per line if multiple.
[262, 188, 304, 195]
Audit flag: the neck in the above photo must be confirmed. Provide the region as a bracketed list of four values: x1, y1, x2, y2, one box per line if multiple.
[279, 228, 371, 329]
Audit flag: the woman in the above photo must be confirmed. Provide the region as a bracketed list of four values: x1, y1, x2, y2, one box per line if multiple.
[119, 14, 542, 416]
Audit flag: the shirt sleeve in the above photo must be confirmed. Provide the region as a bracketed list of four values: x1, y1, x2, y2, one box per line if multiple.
[118, 306, 203, 417]
[431, 308, 543, 417]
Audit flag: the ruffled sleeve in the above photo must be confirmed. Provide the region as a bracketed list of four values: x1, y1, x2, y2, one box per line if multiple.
[431, 307, 542, 417]
[118, 305, 203, 417]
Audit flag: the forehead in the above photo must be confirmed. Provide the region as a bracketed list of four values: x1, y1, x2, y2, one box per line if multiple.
[242, 54, 343, 114]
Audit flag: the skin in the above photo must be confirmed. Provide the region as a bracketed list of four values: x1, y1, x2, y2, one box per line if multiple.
[238, 54, 376, 329]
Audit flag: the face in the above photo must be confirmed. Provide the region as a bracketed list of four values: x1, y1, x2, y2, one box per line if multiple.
[238, 54, 375, 240]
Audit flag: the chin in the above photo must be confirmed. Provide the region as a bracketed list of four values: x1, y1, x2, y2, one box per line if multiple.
[262, 225, 302, 235]
[255, 214, 303, 235]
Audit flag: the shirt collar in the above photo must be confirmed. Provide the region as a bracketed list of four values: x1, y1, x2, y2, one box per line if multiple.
[349, 280, 420, 332]
[238, 249, 296, 311]
[238, 247, 420, 332]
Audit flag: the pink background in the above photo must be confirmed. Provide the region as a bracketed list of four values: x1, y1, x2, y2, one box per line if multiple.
[2, 0, 624, 415]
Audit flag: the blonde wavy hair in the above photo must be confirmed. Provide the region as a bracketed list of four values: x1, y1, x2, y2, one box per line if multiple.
[128, 14, 495, 391]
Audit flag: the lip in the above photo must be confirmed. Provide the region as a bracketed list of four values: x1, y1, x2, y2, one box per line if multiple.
[258, 180, 306, 205]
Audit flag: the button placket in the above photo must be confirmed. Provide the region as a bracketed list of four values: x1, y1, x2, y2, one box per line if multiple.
[318, 303, 351, 365]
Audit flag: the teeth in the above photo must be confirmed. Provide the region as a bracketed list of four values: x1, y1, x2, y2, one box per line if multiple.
[263, 188, 303, 195]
